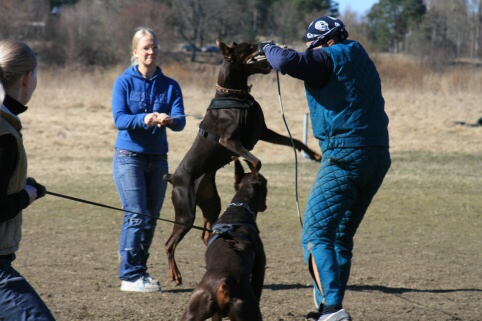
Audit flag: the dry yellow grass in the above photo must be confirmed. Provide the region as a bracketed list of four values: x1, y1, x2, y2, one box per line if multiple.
[24, 58, 482, 175]
[15, 56, 482, 321]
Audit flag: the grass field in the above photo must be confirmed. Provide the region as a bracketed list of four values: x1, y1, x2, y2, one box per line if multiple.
[14, 56, 482, 320]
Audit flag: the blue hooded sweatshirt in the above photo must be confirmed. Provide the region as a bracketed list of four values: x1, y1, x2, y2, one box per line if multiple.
[112, 65, 185, 155]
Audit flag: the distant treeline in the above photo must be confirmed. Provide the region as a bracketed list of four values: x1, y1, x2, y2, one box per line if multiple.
[1, 0, 481, 68]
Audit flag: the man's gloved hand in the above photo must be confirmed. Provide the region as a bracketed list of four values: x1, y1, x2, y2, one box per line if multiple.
[257, 41, 276, 54]
[25, 177, 46, 201]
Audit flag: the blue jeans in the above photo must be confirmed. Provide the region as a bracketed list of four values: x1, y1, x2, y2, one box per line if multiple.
[301, 147, 391, 308]
[113, 148, 168, 281]
[0, 254, 56, 320]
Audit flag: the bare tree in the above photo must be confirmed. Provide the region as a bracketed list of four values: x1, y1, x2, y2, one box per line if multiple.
[468, 0, 482, 58]
[45, 2, 94, 67]
[450, 0, 470, 57]
[0, 0, 50, 39]
[108, 0, 174, 64]
[430, 0, 473, 58]
[172, 0, 230, 61]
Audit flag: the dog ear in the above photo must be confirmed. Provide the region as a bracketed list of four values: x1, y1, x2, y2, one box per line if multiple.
[216, 39, 229, 55]
[217, 39, 235, 63]
[234, 159, 245, 189]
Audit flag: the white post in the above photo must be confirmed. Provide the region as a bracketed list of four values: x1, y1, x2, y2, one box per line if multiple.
[301, 113, 309, 159]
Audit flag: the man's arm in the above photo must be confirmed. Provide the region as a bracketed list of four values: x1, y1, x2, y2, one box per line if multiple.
[264, 45, 333, 88]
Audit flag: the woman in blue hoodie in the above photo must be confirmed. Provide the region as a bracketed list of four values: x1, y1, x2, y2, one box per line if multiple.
[259, 17, 391, 321]
[112, 27, 186, 293]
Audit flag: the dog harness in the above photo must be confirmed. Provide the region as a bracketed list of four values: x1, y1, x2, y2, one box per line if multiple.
[206, 97, 255, 110]
[198, 127, 219, 142]
[198, 97, 256, 142]
[207, 203, 259, 249]
[214, 83, 252, 95]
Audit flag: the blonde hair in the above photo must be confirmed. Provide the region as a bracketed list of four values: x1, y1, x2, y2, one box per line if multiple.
[0, 39, 37, 89]
[130, 27, 159, 66]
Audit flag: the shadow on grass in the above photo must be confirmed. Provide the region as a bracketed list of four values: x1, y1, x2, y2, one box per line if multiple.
[165, 283, 481, 294]
[164, 288, 195, 294]
[263, 283, 312, 291]
[348, 284, 482, 294]
[165, 283, 312, 294]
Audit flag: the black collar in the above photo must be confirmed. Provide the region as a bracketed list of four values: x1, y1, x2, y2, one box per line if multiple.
[3, 95, 28, 115]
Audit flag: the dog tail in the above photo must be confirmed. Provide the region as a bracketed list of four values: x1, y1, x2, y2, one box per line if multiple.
[216, 279, 231, 311]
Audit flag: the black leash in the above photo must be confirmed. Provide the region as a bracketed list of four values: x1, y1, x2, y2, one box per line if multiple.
[45, 191, 212, 233]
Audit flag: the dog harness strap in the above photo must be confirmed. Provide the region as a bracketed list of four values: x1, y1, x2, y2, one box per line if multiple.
[214, 83, 251, 95]
[207, 98, 254, 110]
[227, 202, 255, 215]
[198, 126, 219, 142]
[207, 222, 258, 248]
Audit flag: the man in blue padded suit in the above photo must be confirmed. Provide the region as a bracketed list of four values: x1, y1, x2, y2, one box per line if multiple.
[258, 16, 391, 321]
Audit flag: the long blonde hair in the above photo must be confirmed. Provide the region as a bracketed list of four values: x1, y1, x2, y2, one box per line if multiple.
[0, 39, 37, 89]
[130, 27, 159, 66]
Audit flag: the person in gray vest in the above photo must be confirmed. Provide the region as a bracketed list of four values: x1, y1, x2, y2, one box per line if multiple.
[258, 16, 391, 321]
[0, 39, 55, 320]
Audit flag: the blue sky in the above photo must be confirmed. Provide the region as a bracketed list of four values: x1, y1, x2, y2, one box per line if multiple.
[335, 0, 378, 15]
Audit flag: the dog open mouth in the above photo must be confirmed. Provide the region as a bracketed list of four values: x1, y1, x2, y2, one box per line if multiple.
[246, 52, 272, 72]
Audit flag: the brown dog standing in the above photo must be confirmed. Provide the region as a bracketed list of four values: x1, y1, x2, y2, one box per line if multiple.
[180, 160, 268, 321]
[164, 40, 320, 285]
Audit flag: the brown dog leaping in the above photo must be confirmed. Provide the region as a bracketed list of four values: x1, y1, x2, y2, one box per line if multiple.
[180, 160, 267, 321]
[164, 40, 320, 285]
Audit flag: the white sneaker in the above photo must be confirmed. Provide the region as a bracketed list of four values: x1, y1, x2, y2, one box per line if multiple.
[121, 276, 161, 293]
[144, 275, 159, 284]
[317, 309, 352, 321]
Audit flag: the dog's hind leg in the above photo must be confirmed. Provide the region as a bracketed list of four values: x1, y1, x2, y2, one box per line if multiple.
[165, 176, 197, 285]
[196, 172, 222, 245]
[218, 138, 261, 171]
